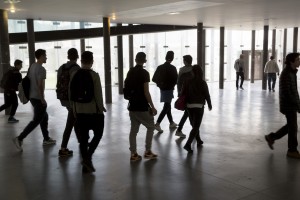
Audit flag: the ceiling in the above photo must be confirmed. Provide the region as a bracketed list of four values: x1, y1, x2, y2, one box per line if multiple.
[1, 0, 300, 30]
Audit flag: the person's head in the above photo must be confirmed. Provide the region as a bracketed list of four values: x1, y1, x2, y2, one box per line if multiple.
[68, 48, 79, 61]
[35, 49, 47, 63]
[192, 64, 203, 78]
[81, 51, 94, 68]
[239, 54, 244, 59]
[135, 52, 147, 65]
[183, 55, 192, 66]
[14, 59, 23, 70]
[165, 51, 174, 62]
[285, 52, 300, 69]
[270, 56, 274, 60]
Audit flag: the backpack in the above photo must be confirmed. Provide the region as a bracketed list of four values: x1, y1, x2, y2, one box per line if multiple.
[70, 69, 94, 103]
[18, 75, 30, 104]
[0, 69, 13, 89]
[56, 64, 77, 100]
[123, 68, 137, 100]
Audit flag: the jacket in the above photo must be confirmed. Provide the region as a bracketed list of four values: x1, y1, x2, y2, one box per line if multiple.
[152, 62, 178, 90]
[177, 65, 193, 96]
[279, 65, 300, 114]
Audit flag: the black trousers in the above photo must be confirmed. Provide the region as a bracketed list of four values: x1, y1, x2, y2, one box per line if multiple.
[76, 113, 104, 161]
[60, 107, 80, 148]
[236, 72, 244, 88]
[185, 107, 204, 146]
[269, 111, 298, 152]
[156, 102, 173, 124]
[0, 91, 18, 117]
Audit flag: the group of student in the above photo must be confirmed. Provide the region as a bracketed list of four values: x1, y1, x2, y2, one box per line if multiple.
[4, 47, 300, 173]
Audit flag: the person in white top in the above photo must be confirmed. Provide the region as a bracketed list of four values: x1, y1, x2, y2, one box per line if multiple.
[264, 56, 280, 92]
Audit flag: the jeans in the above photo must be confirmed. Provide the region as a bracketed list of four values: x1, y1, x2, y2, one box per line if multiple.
[60, 107, 80, 148]
[267, 73, 277, 90]
[18, 99, 49, 141]
[177, 109, 189, 132]
[185, 107, 204, 146]
[236, 72, 244, 88]
[156, 102, 173, 124]
[269, 111, 298, 152]
[129, 111, 155, 152]
[0, 91, 18, 117]
[76, 113, 104, 161]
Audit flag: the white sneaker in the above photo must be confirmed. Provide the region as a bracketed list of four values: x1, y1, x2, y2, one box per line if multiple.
[175, 130, 186, 138]
[169, 122, 178, 128]
[155, 124, 163, 133]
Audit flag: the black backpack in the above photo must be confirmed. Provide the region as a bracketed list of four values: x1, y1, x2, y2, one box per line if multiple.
[56, 64, 77, 100]
[0, 69, 12, 89]
[70, 69, 94, 103]
[123, 68, 137, 100]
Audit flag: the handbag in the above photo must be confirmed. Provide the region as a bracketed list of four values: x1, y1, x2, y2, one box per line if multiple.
[174, 94, 186, 111]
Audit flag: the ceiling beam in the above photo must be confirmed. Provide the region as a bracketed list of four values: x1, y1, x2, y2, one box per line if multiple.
[9, 24, 196, 44]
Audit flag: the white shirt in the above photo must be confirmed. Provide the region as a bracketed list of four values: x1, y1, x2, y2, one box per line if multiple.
[264, 60, 279, 73]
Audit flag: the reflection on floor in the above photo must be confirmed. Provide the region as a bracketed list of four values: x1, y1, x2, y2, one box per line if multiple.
[1, 81, 300, 200]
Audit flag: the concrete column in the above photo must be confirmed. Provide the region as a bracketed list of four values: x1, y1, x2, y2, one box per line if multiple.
[272, 29, 276, 58]
[26, 19, 35, 66]
[202, 29, 206, 80]
[219, 26, 225, 89]
[293, 27, 298, 52]
[262, 25, 269, 90]
[0, 10, 11, 115]
[128, 24, 134, 68]
[117, 23, 124, 94]
[251, 30, 255, 83]
[80, 22, 85, 55]
[197, 23, 203, 69]
[283, 29, 287, 65]
[103, 17, 112, 104]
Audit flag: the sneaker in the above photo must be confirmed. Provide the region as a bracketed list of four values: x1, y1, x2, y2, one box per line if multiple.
[197, 140, 204, 146]
[286, 151, 300, 159]
[81, 160, 95, 172]
[8, 117, 19, 123]
[43, 137, 56, 146]
[155, 124, 163, 133]
[144, 150, 158, 159]
[12, 137, 23, 151]
[169, 122, 178, 128]
[272, 89, 275, 92]
[240, 86, 244, 90]
[175, 130, 186, 138]
[183, 145, 193, 153]
[130, 152, 142, 162]
[58, 148, 73, 157]
[265, 135, 274, 150]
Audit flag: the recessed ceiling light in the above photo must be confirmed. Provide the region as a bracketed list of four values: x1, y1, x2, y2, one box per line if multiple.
[4, 0, 21, 3]
[10, 8, 15, 13]
[168, 12, 180, 15]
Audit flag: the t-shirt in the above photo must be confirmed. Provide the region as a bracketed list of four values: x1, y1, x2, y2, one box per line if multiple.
[28, 63, 46, 100]
[126, 65, 150, 111]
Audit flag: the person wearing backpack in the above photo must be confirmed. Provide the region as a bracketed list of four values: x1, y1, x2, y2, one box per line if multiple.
[0, 59, 23, 123]
[124, 52, 158, 162]
[56, 48, 80, 157]
[234, 54, 245, 90]
[69, 51, 106, 173]
[13, 49, 56, 152]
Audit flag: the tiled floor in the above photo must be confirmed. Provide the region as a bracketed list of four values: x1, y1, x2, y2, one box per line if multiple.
[1, 80, 300, 200]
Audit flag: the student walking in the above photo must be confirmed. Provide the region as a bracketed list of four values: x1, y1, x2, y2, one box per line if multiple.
[152, 51, 178, 133]
[13, 49, 56, 151]
[264, 55, 280, 92]
[0, 59, 23, 123]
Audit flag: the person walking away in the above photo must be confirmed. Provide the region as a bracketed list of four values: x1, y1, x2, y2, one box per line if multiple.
[70, 51, 106, 173]
[56, 48, 81, 157]
[0, 59, 22, 123]
[265, 53, 300, 159]
[152, 51, 178, 133]
[234, 54, 245, 90]
[13, 49, 56, 151]
[183, 65, 212, 153]
[175, 55, 194, 138]
[124, 52, 158, 162]
[264, 55, 280, 92]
